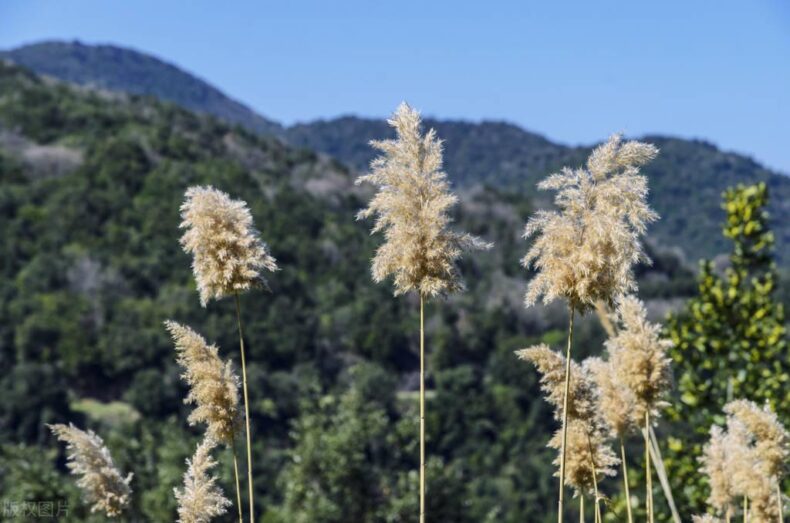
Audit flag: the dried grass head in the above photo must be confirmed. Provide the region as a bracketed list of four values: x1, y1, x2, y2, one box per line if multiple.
[515, 344, 595, 421]
[724, 399, 789, 479]
[166, 321, 240, 444]
[523, 134, 658, 311]
[356, 102, 490, 298]
[586, 356, 638, 438]
[49, 423, 133, 518]
[606, 296, 672, 422]
[692, 516, 722, 523]
[180, 185, 278, 306]
[549, 418, 619, 497]
[174, 436, 231, 523]
[700, 412, 782, 522]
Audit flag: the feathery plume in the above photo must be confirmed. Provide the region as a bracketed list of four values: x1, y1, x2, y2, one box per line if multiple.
[700, 425, 738, 514]
[355, 102, 490, 297]
[517, 347, 619, 497]
[606, 296, 672, 422]
[515, 345, 595, 421]
[175, 437, 231, 523]
[166, 321, 240, 444]
[692, 516, 722, 523]
[49, 423, 132, 517]
[179, 185, 278, 306]
[586, 357, 638, 438]
[700, 412, 783, 522]
[549, 418, 619, 498]
[724, 399, 790, 479]
[522, 134, 658, 310]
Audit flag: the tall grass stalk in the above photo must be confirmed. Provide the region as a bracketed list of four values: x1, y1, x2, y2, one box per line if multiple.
[587, 434, 601, 523]
[420, 296, 426, 523]
[235, 293, 255, 523]
[777, 483, 784, 523]
[645, 412, 653, 523]
[231, 430, 243, 523]
[580, 496, 584, 523]
[558, 307, 575, 522]
[620, 437, 633, 523]
[743, 497, 748, 522]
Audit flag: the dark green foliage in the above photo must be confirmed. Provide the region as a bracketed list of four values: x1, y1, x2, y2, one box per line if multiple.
[664, 183, 788, 515]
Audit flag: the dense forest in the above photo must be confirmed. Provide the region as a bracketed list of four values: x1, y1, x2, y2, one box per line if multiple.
[0, 58, 787, 522]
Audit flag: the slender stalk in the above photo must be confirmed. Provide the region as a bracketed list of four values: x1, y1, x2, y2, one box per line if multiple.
[587, 434, 601, 523]
[419, 295, 426, 523]
[648, 427, 681, 523]
[743, 496, 748, 523]
[620, 436, 633, 523]
[230, 429, 243, 523]
[645, 411, 653, 523]
[234, 293, 255, 523]
[580, 496, 584, 523]
[778, 482, 784, 523]
[726, 505, 731, 523]
[558, 306, 575, 523]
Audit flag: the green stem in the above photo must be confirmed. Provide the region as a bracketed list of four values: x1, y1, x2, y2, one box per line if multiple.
[743, 496, 748, 523]
[235, 293, 255, 523]
[558, 306, 575, 523]
[420, 295, 426, 523]
[620, 436, 633, 523]
[230, 428, 243, 523]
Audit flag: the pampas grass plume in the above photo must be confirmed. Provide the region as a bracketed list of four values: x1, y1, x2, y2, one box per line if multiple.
[49, 423, 133, 518]
[175, 436, 231, 523]
[522, 134, 658, 310]
[355, 102, 490, 297]
[179, 185, 278, 306]
[166, 320, 240, 444]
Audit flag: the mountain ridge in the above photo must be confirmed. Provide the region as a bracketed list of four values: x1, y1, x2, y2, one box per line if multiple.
[4, 40, 789, 263]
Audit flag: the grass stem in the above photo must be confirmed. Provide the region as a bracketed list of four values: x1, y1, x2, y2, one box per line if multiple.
[558, 306, 575, 523]
[235, 293, 255, 523]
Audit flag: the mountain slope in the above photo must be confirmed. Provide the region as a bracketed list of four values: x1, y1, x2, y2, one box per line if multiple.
[287, 117, 790, 264]
[4, 40, 788, 264]
[0, 40, 282, 136]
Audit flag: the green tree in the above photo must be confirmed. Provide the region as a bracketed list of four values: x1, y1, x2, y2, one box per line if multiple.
[664, 183, 788, 514]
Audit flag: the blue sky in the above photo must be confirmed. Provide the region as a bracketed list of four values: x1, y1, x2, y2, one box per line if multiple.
[1, 1, 789, 173]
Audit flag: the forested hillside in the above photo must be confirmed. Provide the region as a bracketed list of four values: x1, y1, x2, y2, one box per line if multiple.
[5, 41, 789, 265]
[0, 62, 698, 521]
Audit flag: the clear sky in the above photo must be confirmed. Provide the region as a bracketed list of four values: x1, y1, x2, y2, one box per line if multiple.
[1, 1, 789, 173]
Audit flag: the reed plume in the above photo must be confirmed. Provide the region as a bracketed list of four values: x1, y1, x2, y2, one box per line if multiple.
[692, 516, 723, 523]
[700, 408, 784, 523]
[49, 423, 132, 518]
[356, 102, 489, 523]
[587, 357, 638, 523]
[166, 321, 240, 443]
[521, 134, 658, 522]
[179, 185, 278, 522]
[356, 102, 490, 298]
[725, 400, 789, 521]
[175, 436, 231, 523]
[522, 134, 658, 311]
[517, 347, 619, 521]
[179, 185, 277, 307]
[605, 295, 672, 522]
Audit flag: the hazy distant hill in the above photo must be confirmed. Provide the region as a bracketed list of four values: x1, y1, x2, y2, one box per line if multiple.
[4, 40, 789, 263]
[0, 40, 282, 135]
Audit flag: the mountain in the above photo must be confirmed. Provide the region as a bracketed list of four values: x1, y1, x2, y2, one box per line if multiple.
[0, 61, 698, 521]
[3, 40, 789, 265]
[0, 40, 282, 136]
[286, 117, 790, 264]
